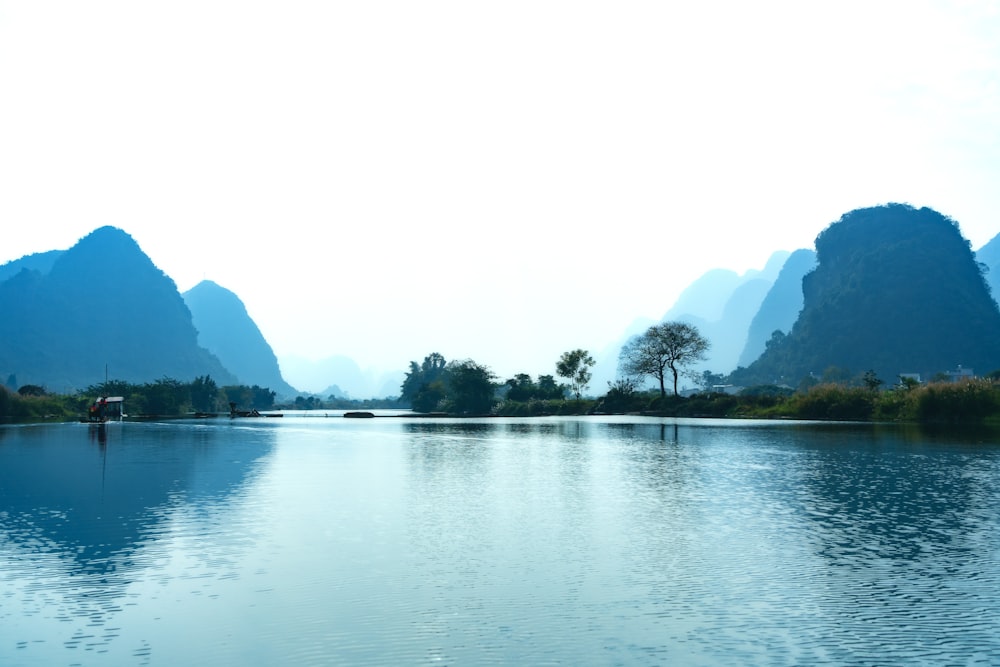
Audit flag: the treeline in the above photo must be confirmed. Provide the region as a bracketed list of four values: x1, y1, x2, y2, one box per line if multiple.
[599, 377, 1000, 424]
[400, 352, 592, 416]
[7, 362, 1000, 426]
[0, 375, 276, 422]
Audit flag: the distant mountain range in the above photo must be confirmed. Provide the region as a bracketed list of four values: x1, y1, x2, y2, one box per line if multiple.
[4, 207, 1000, 397]
[0, 227, 299, 395]
[277, 354, 404, 399]
[593, 204, 1000, 392]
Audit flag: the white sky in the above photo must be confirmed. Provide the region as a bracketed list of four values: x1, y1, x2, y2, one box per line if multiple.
[2, 1, 999, 384]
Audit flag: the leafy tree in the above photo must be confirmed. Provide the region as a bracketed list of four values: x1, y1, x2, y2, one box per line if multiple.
[600, 377, 640, 413]
[87, 379, 138, 398]
[862, 369, 883, 391]
[445, 359, 496, 415]
[556, 349, 595, 399]
[224, 385, 253, 411]
[698, 370, 727, 391]
[501, 373, 568, 404]
[250, 385, 276, 410]
[145, 377, 188, 415]
[619, 321, 710, 397]
[401, 352, 449, 412]
[294, 395, 321, 410]
[536, 375, 565, 400]
[504, 373, 537, 402]
[17, 384, 46, 397]
[190, 375, 219, 412]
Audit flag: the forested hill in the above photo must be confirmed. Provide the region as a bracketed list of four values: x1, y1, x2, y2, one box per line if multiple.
[0, 226, 235, 392]
[730, 204, 1000, 386]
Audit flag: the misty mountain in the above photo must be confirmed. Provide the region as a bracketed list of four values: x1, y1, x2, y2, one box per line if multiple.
[279, 354, 405, 399]
[736, 248, 817, 368]
[589, 253, 792, 391]
[975, 232, 1000, 304]
[731, 204, 1000, 386]
[182, 280, 298, 398]
[589, 316, 657, 392]
[662, 250, 790, 374]
[0, 227, 235, 392]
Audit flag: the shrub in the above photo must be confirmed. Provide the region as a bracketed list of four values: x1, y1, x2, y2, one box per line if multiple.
[912, 379, 998, 423]
[787, 384, 875, 420]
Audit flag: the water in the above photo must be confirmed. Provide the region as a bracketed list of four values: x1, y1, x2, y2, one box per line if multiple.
[2, 415, 1000, 666]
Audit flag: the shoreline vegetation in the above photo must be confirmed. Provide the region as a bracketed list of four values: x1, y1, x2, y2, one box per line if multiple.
[4, 374, 1000, 427]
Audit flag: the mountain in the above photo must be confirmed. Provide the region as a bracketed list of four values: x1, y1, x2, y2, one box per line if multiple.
[588, 252, 792, 392]
[182, 280, 298, 398]
[731, 204, 1000, 386]
[736, 248, 817, 368]
[975, 233, 1000, 305]
[278, 354, 404, 398]
[662, 268, 746, 323]
[661, 250, 790, 375]
[0, 227, 235, 392]
[588, 315, 657, 393]
[0, 250, 64, 283]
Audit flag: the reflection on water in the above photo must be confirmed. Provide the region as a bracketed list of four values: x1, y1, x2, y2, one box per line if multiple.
[1, 417, 1000, 665]
[0, 421, 276, 664]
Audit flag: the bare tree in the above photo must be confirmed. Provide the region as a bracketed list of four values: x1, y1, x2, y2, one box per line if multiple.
[618, 322, 709, 397]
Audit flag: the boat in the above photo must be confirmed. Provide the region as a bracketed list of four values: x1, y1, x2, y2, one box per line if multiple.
[82, 396, 125, 423]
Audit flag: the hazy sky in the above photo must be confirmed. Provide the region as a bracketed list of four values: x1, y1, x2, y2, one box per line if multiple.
[3, 1, 999, 385]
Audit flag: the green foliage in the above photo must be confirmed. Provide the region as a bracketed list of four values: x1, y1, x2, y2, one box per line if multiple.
[682, 392, 740, 417]
[783, 384, 875, 420]
[250, 385, 276, 410]
[698, 371, 728, 391]
[0, 376, 288, 422]
[494, 398, 595, 417]
[190, 375, 220, 413]
[599, 378, 641, 413]
[503, 373, 565, 402]
[536, 375, 564, 399]
[145, 378, 189, 415]
[400, 352, 449, 412]
[504, 374, 538, 402]
[0, 385, 75, 422]
[556, 349, 595, 399]
[294, 395, 322, 410]
[862, 370, 883, 391]
[910, 379, 998, 423]
[401, 353, 498, 415]
[222, 384, 276, 411]
[444, 360, 496, 415]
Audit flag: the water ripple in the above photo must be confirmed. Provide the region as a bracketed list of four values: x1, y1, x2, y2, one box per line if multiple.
[2, 419, 1000, 664]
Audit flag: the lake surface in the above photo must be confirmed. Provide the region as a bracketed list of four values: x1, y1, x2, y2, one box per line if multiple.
[2, 415, 1000, 666]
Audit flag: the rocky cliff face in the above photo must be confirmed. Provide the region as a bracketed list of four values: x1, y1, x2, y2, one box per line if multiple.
[732, 204, 1000, 386]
